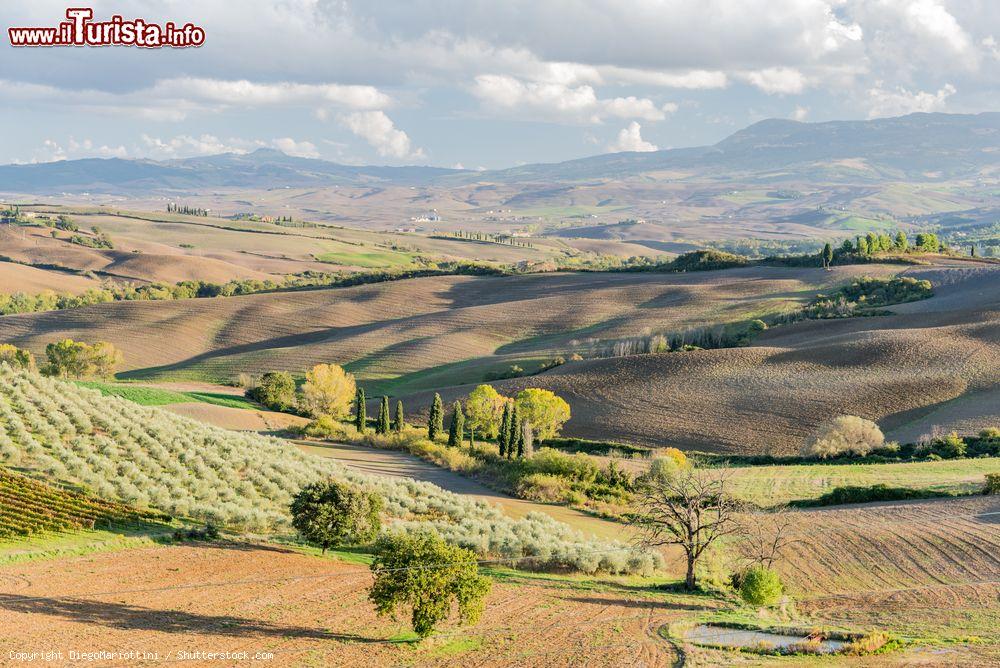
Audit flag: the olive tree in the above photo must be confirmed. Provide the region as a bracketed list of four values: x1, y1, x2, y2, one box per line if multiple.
[368, 530, 491, 637]
[290, 480, 382, 553]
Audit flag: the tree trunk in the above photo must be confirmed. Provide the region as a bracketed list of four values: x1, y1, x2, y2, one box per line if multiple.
[685, 553, 696, 589]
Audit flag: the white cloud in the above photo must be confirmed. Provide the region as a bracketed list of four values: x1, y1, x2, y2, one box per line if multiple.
[35, 137, 127, 162]
[607, 122, 658, 153]
[742, 67, 808, 95]
[472, 74, 669, 123]
[792, 105, 810, 121]
[0, 77, 391, 123]
[339, 111, 425, 161]
[866, 82, 956, 118]
[138, 134, 320, 159]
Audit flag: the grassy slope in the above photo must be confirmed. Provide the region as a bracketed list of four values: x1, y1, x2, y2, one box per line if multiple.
[75, 381, 259, 410]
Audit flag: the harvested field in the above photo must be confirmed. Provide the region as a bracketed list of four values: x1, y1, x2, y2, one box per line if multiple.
[779, 496, 1000, 659]
[0, 264, 897, 390]
[410, 262, 998, 453]
[0, 261, 100, 295]
[164, 402, 310, 432]
[0, 542, 687, 667]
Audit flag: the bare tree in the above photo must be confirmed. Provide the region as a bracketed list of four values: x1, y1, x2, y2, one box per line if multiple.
[629, 468, 742, 589]
[736, 508, 801, 570]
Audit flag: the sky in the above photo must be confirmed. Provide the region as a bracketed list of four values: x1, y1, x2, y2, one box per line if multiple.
[1, 0, 998, 168]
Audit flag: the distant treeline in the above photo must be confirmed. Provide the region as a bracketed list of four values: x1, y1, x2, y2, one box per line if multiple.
[0, 263, 507, 316]
[435, 231, 534, 248]
[166, 203, 209, 216]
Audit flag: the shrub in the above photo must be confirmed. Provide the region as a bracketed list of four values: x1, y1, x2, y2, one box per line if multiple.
[798, 484, 945, 507]
[524, 448, 598, 483]
[290, 480, 383, 553]
[302, 415, 352, 440]
[845, 631, 893, 655]
[0, 344, 36, 371]
[247, 371, 296, 411]
[669, 250, 748, 271]
[801, 415, 884, 458]
[928, 432, 967, 459]
[369, 530, 492, 637]
[739, 565, 783, 606]
[516, 473, 570, 502]
[986, 474, 1000, 495]
[299, 363, 355, 418]
[642, 448, 690, 483]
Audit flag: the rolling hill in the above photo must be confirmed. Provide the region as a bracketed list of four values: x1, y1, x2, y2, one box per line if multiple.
[1, 113, 995, 195]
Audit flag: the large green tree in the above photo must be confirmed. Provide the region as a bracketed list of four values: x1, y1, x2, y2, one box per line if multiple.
[368, 531, 491, 638]
[248, 371, 296, 411]
[464, 384, 505, 439]
[290, 481, 382, 554]
[514, 388, 571, 442]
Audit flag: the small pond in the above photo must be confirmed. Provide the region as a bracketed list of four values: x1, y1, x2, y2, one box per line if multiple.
[683, 624, 848, 654]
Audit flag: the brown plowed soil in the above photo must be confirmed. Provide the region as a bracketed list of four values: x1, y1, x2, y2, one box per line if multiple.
[0, 542, 686, 667]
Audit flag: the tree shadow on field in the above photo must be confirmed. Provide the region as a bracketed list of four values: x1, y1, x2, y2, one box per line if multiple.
[0, 594, 384, 643]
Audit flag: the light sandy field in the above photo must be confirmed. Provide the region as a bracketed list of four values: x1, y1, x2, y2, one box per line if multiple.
[0, 260, 101, 295]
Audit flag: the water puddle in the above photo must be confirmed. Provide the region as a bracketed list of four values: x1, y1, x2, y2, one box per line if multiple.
[683, 624, 848, 654]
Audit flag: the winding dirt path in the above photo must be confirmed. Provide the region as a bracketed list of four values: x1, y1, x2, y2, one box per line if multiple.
[295, 440, 635, 544]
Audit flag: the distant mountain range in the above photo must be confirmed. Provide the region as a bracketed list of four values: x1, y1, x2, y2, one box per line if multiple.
[1, 112, 996, 193]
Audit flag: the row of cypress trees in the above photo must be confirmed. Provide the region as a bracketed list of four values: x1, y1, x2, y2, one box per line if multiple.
[354, 387, 404, 435]
[351, 389, 529, 459]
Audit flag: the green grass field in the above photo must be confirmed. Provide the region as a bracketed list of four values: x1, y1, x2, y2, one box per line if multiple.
[76, 381, 259, 410]
[314, 246, 418, 268]
[723, 457, 1000, 506]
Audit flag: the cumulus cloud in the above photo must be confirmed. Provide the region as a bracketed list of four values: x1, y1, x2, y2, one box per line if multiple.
[35, 137, 127, 162]
[607, 122, 658, 153]
[792, 105, 810, 121]
[866, 82, 956, 118]
[472, 74, 670, 123]
[339, 111, 425, 161]
[742, 67, 809, 95]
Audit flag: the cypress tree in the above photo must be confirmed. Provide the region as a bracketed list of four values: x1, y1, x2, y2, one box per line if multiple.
[498, 402, 511, 457]
[447, 401, 464, 447]
[821, 242, 833, 269]
[508, 404, 521, 459]
[354, 387, 366, 433]
[516, 421, 527, 458]
[376, 396, 390, 435]
[428, 393, 443, 441]
[394, 400, 404, 433]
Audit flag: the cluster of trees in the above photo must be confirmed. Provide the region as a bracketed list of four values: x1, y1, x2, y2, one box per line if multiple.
[428, 385, 571, 454]
[289, 479, 491, 638]
[841, 230, 940, 256]
[798, 276, 933, 320]
[442, 230, 533, 248]
[0, 340, 122, 379]
[166, 203, 209, 216]
[69, 226, 114, 249]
